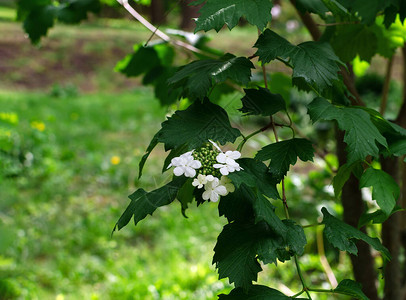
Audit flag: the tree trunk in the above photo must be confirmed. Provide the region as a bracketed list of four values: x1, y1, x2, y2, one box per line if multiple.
[336, 129, 379, 300]
[180, 0, 201, 30]
[150, 0, 166, 25]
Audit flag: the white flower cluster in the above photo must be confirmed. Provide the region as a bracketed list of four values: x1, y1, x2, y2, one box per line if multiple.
[167, 141, 242, 202]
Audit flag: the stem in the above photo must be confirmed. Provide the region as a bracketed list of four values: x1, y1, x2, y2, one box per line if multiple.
[291, 289, 305, 298]
[295, 255, 312, 299]
[236, 122, 274, 152]
[317, 224, 338, 287]
[307, 288, 334, 293]
[302, 223, 322, 229]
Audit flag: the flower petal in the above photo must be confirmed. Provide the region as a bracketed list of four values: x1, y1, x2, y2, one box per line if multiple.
[215, 185, 227, 196]
[210, 192, 219, 202]
[209, 140, 222, 152]
[184, 167, 196, 178]
[202, 190, 211, 200]
[216, 153, 227, 164]
[173, 166, 184, 176]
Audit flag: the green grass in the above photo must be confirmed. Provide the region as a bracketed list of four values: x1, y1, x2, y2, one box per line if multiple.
[0, 89, 234, 299]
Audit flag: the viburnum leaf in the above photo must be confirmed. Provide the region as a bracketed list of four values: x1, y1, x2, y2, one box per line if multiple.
[333, 162, 363, 197]
[194, 0, 273, 32]
[255, 138, 315, 181]
[168, 53, 254, 100]
[283, 219, 307, 256]
[308, 97, 387, 164]
[254, 29, 343, 93]
[113, 176, 187, 232]
[213, 222, 264, 292]
[218, 285, 306, 299]
[138, 99, 241, 178]
[330, 24, 378, 62]
[239, 87, 286, 116]
[176, 178, 195, 217]
[336, 0, 387, 24]
[23, 5, 56, 44]
[56, 0, 100, 24]
[321, 207, 391, 261]
[333, 279, 368, 300]
[218, 185, 255, 223]
[359, 168, 399, 216]
[227, 158, 280, 199]
[295, 0, 328, 16]
[358, 206, 404, 228]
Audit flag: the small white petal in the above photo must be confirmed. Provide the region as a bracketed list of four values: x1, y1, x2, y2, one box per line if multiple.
[173, 166, 184, 176]
[215, 185, 227, 196]
[184, 167, 196, 178]
[205, 175, 215, 181]
[219, 167, 229, 176]
[216, 153, 227, 164]
[202, 190, 211, 200]
[210, 192, 220, 202]
[209, 140, 222, 152]
[189, 160, 202, 169]
[213, 163, 224, 169]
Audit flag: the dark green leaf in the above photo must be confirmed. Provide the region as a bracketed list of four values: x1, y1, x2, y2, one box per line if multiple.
[334, 279, 368, 300]
[321, 207, 391, 261]
[168, 54, 254, 100]
[177, 178, 195, 217]
[157, 98, 241, 150]
[115, 44, 161, 77]
[114, 176, 187, 231]
[254, 29, 343, 93]
[330, 24, 378, 62]
[255, 138, 315, 180]
[333, 162, 363, 197]
[308, 97, 387, 164]
[139, 99, 241, 178]
[359, 168, 399, 216]
[228, 158, 280, 199]
[218, 285, 304, 299]
[336, 0, 386, 24]
[239, 87, 286, 116]
[194, 0, 273, 32]
[295, 0, 328, 16]
[213, 222, 263, 291]
[218, 185, 255, 223]
[358, 206, 404, 228]
[283, 219, 306, 256]
[57, 0, 100, 24]
[23, 6, 56, 44]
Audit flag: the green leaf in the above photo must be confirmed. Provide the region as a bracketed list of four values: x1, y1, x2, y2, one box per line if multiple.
[336, 0, 386, 24]
[218, 185, 255, 223]
[321, 207, 391, 261]
[255, 138, 315, 181]
[115, 44, 161, 77]
[57, 0, 100, 24]
[139, 99, 241, 178]
[333, 162, 363, 197]
[333, 279, 368, 300]
[295, 0, 328, 16]
[138, 132, 159, 179]
[218, 285, 305, 299]
[253, 193, 287, 236]
[213, 222, 263, 291]
[385, 139, 406, 157]
[308, 97, 387, 164]
[283, 219, 307, 256]
[239, 87, 286, 116]
[358, 206, 404, 228]
[194, 0, 273, 32]
[168, 54, 254, 100]
[114, 176, 187, 231]
[359, 168, 399, 216]
[330, 24, 378, 62]
[23, 5, 56, 44]
[254, 29, 343, 93]
[177, 178, 195, 217]
[228, 158, 280, 199]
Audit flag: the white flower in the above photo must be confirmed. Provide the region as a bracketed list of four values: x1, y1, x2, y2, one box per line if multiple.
[192, 174, 208, 188]
[202, 177, 227, 202]
[219, 176, 235, 195]
[213, 150, 242, 175]
[208, 139, 222, 152]
[168, 151, 201, 178]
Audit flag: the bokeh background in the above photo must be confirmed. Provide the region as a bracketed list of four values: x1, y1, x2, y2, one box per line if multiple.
[1, 1, 403, 299]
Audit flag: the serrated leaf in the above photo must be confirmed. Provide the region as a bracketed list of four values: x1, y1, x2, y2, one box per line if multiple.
[333, 279, 368, 300]
[386, 139, 406, 157]
[255, 138, 315, 180]
[228, 158, 280, 199]
[336, 0, 386, 24]
[254, 29, 343, 93]
[115, 44, 161, 77]
[330, 24, 378, 62]
[218, 285, 305, 299]
[283, 219, 307, 256]
[295, 0, 328, 16]
[139, 99, 241, 178]
[359, 168, 399, 216]
[57, 0, 100, 24]
[239, 87, 286, 116]
[213, 222, 264, 291]
[308, 97, 387, 164]
[168, 54, 254, 100]
[218, 185, 255, 223]
[194, 0, 273, 32]
[321, 207, 391, 261]
[114, 176, 187, 231]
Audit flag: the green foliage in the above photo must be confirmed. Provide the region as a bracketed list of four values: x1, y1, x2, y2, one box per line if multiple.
[322, 207, 391, 260]
[255, 138, 315, 181]
[168, 54, 254, 100]
[333, 279, 368, 300]
[254, 29, 343, 93]
[218, 285, 304, 299]
[359, 168, 399, 216]
[194, 0, 273, 32]
[239, 87, 286, 116]
[308, 97, 387, 164]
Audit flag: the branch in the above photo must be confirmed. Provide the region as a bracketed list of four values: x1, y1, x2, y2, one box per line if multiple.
[116, 0, 217, 58]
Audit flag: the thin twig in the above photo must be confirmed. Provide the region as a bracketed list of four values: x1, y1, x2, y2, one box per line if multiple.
[316, 21, 358, 27]
[317, 225, 338, 287]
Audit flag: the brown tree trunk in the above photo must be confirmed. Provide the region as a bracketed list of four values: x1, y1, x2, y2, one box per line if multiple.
[150, 0, 166, 25]
[381, 157, 401, 300]
[336, 130, 379, 300]
[180, 0, 201, 30]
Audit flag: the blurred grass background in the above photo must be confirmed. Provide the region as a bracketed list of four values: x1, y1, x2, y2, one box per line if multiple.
[0, 3, 394, 299]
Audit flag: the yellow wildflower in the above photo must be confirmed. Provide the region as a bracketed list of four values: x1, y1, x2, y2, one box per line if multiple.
[111, 156, 121, 165]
